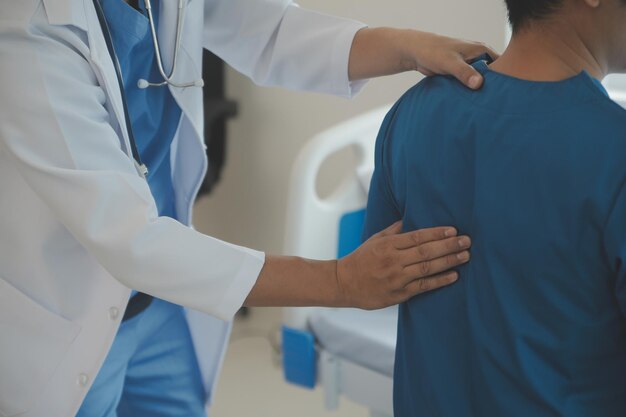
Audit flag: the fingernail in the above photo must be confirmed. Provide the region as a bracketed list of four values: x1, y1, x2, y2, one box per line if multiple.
[469, 75, 482, 89]
[457, 251, 470, 262]
[458, 236, 471, 249]
[445, 228, 457, 237]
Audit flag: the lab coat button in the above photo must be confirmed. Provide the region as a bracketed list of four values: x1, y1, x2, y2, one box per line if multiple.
[77, 373, 89, 387]
[109, 307, 120, 320]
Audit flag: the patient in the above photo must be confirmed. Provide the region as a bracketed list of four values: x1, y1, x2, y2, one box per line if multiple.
[362, 0, 626, 416]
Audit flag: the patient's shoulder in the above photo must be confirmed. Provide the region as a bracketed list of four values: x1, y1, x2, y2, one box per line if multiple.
[593, 96, 626, 128]
[376, 75, 462, 155]
[398, 74, 461, 102]
[581, 94, 626, 145]
[382, 74, 467, 139]
[387, 75, 462, 121]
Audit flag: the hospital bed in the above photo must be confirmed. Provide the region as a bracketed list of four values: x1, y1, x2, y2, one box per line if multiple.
[280, 105, 395, 417]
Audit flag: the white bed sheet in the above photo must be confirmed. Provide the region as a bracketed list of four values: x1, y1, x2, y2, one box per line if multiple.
[309, 306, 398, 377]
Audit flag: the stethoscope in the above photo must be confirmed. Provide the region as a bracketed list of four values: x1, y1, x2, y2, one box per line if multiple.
[139, 0, 204, 89]
[92, 0, 204, 176]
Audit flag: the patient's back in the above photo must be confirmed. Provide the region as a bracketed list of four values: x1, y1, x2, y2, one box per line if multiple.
[363, 60, 626, 417]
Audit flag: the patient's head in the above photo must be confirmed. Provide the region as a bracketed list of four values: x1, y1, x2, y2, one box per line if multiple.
[505, 0, 565, 32]
[501, 0, 626, 74]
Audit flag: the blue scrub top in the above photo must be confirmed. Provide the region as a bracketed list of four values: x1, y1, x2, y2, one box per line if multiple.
[363, 60, 626, 417]
[102, 0, 180, 220]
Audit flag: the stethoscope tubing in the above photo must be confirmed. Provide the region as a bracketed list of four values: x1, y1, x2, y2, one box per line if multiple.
[92, 0, 148, 175]
[91, 0, 205, 175]
[140, 0, 204, 89]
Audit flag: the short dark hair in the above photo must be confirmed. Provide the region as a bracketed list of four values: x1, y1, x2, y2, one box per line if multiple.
[504, 0, 564, 32]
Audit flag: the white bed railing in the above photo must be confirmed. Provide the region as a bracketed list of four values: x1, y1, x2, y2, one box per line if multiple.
[281, 105, 394, 417]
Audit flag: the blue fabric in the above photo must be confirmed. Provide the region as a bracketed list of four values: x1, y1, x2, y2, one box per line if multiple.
[76, 300, 206, 417]
[101, 0, 180, 219]
[337, 209, 366, 258]
[282, 326, 317, 388]
[363, 60, 626, 417]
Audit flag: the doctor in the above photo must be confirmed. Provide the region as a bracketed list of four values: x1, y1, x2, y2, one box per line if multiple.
[0, 0, 492, 416]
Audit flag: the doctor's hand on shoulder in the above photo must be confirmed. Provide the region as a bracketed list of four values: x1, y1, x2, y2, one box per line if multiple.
[348, 27, 499, 89]
[246, 223, 471, 310]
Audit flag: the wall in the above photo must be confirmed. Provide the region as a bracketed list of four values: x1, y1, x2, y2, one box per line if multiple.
[194, 0, 508, 255]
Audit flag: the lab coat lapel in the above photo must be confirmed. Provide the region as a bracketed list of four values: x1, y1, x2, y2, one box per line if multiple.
[82, 0, 135, 160]
[41, 0, 127, 155]
[42, 0, 88, 30]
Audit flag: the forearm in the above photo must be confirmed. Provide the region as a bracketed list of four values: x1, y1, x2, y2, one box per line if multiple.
[204, 0, 366, 97]
[348, 27, 416, 81]
[244, 256, 346, 308]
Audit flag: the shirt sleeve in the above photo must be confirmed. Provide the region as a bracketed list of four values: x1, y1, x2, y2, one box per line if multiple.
[203, 0, 368, 98]
[604, 179, 626, 317]
[0, 12, 263, 322]
[362, 103, 403, 241]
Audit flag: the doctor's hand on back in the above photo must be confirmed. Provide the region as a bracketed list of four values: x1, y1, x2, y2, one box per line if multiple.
[247, 222, 471, 310]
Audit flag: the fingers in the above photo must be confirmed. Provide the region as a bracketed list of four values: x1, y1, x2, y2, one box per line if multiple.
[449, 42, 500, 90]
[392, 226, 458, 250]
[401, 271, 459, 300]
[401, 249, 470, 284]
[463, 43, 500, 62]
[400, 236, 471, 266]
[451, 62, 484, 90]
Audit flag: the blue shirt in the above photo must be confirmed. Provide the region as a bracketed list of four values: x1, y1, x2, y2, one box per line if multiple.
[102, 0, 180, 220]
[363, 60, 626, 417]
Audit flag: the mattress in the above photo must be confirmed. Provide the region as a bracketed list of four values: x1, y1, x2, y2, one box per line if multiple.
[309, 306, 397, 377]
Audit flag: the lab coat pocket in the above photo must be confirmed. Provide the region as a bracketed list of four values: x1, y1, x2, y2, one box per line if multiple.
[0, 277, 81, 417]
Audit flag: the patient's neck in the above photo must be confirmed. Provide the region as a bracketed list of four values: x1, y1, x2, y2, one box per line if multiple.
[490, 22, 606, 82]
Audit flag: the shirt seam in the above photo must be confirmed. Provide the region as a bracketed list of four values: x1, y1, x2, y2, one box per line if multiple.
[379, 103, 404, 218]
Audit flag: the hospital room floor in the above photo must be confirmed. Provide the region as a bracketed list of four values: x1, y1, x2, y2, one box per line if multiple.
[210, 307, 368, 417]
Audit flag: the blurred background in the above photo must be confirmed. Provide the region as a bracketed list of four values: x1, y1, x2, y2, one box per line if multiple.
[193, 0, 508, 415]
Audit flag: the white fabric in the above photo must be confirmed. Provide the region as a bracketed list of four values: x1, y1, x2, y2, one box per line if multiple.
[309, 307, 398, 377]
[0, 0, 367, 416]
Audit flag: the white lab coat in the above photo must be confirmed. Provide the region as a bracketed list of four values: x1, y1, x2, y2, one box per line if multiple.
[0, 0, 366, 415]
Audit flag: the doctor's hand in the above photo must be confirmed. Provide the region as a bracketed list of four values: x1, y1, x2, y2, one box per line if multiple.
[336, 222, 470, 310]
[349, 27, 499, 90]
[245, 222, 470, 310]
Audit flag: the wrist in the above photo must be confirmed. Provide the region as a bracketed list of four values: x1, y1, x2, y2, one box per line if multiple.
[333, 259, 348, 307]
[349, 27, 418, 80]
[247, 256, 351, 307]
[334, 257, 358, 308]
[391, 28, 422, 73]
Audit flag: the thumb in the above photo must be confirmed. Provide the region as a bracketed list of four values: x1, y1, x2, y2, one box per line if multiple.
[451, 62, 484, 90]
